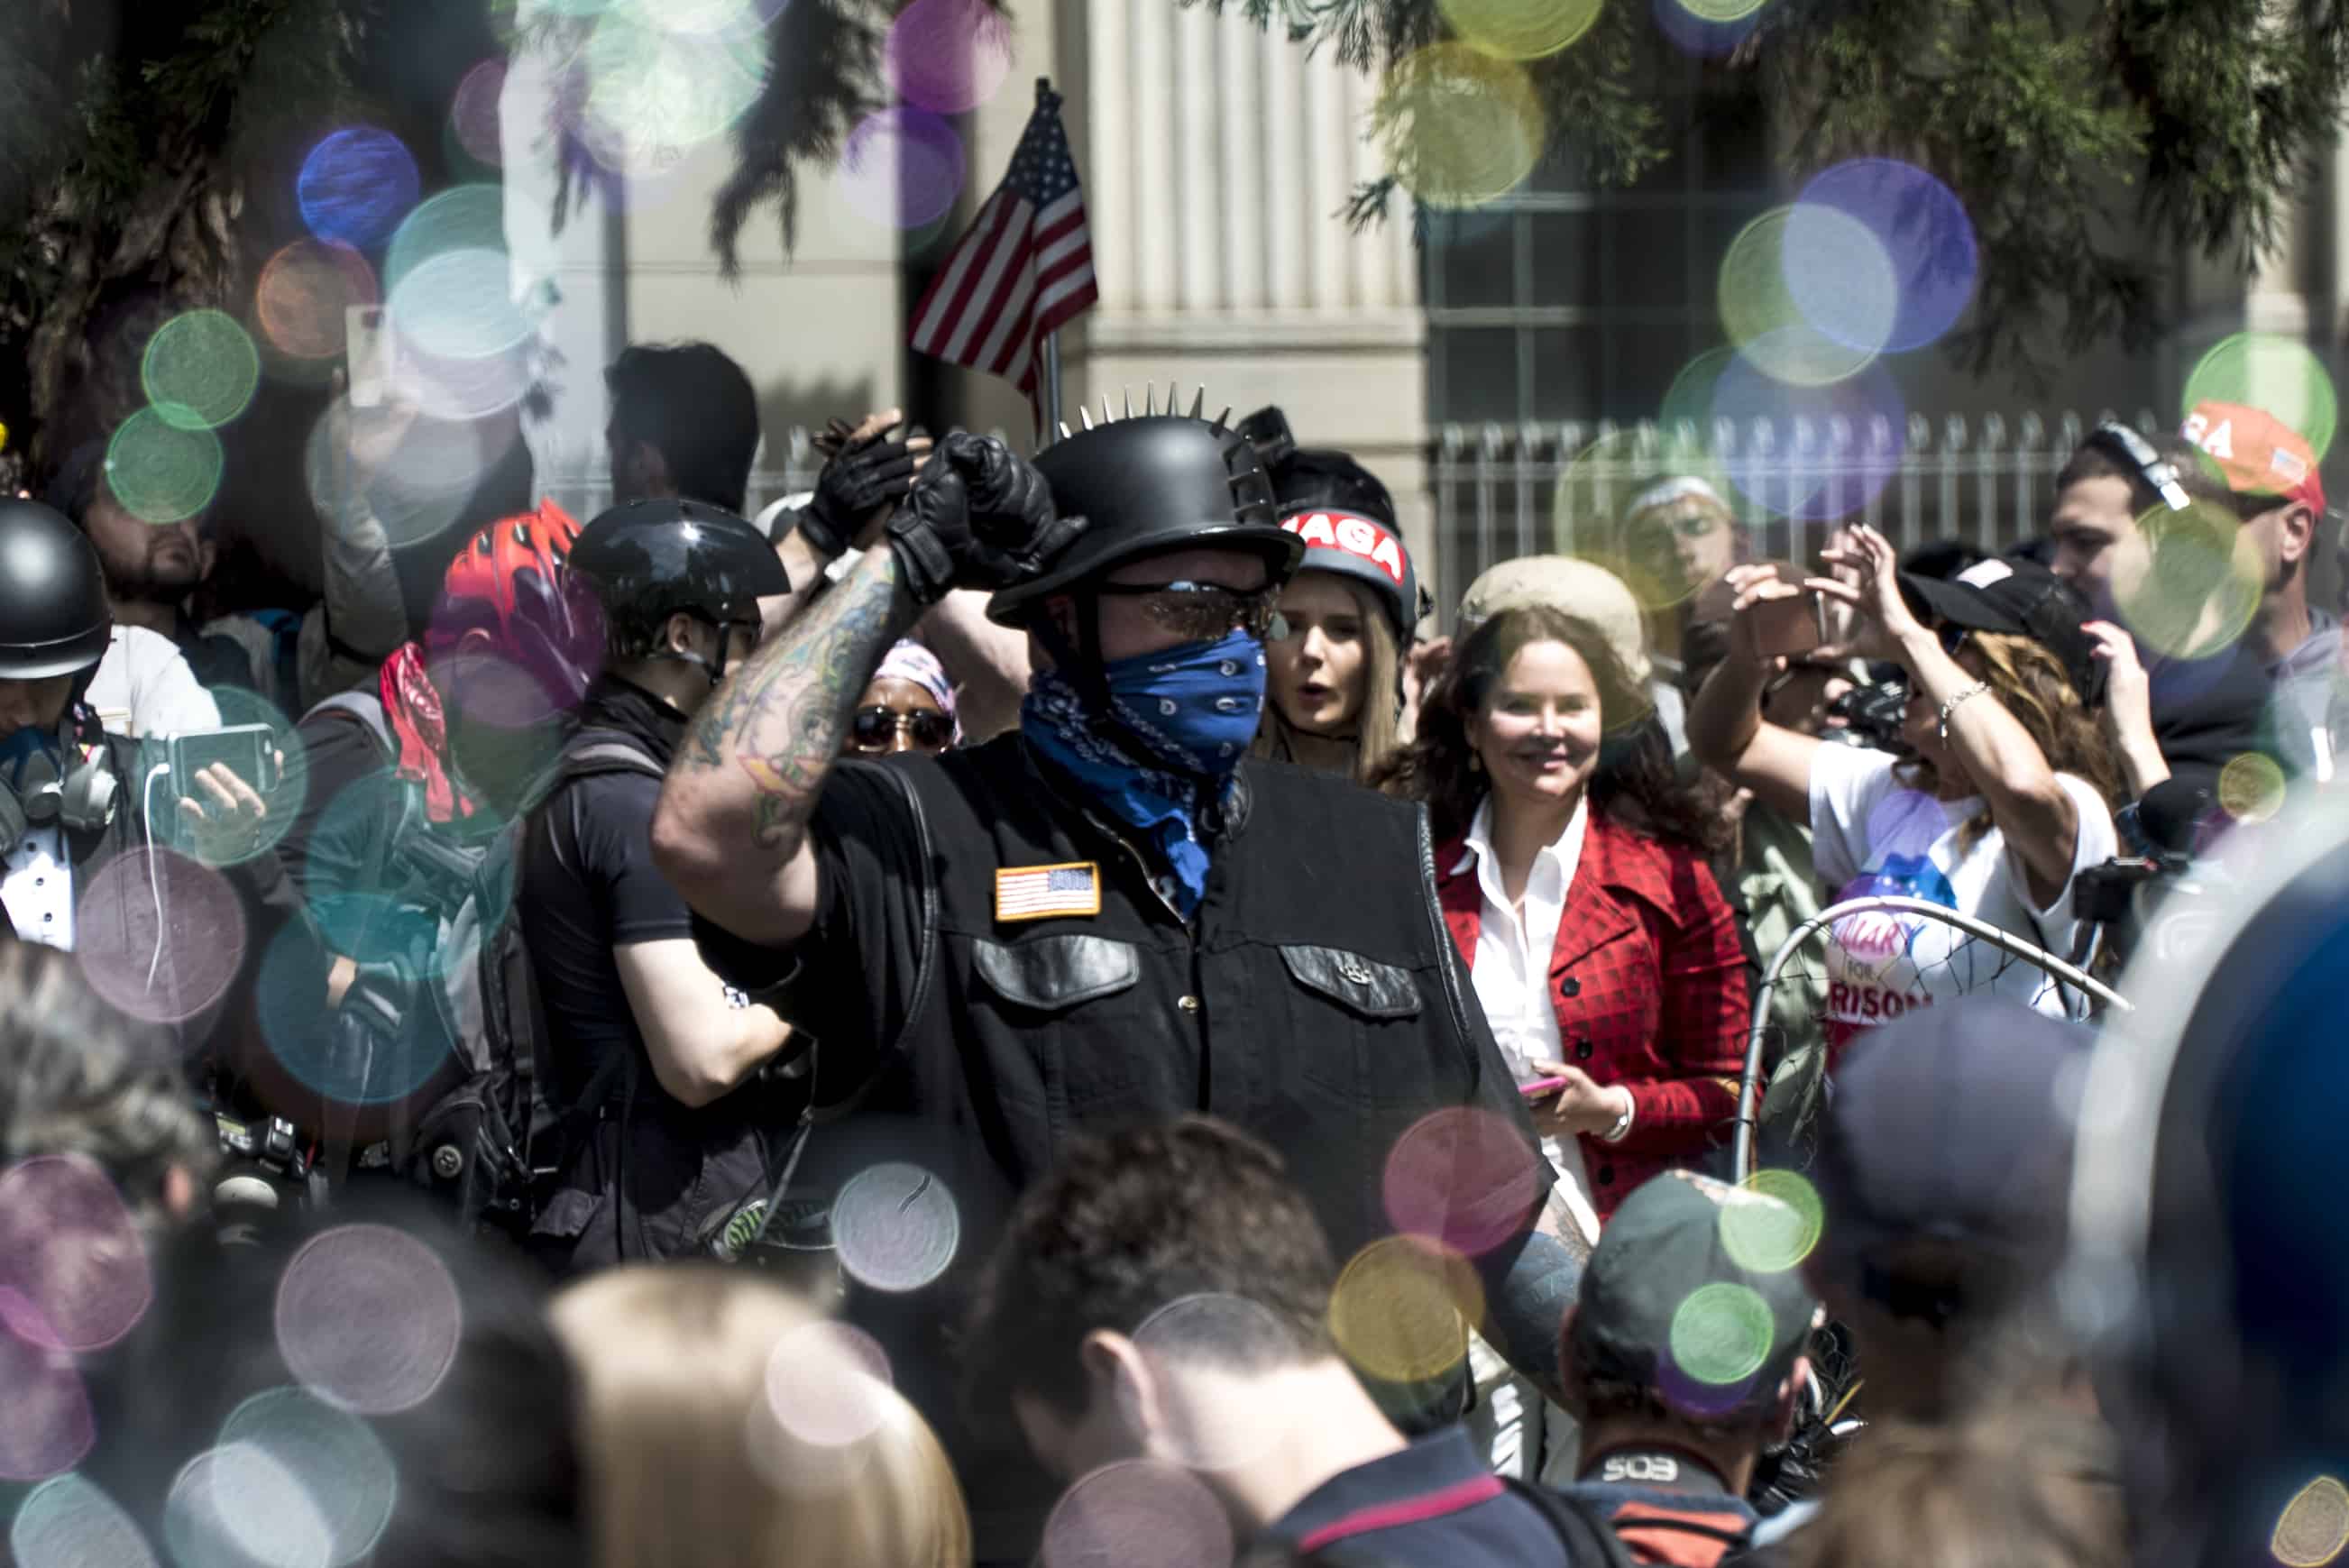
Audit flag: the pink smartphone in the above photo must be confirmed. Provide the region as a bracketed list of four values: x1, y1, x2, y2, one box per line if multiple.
[1519, 1076, 1569, 1097]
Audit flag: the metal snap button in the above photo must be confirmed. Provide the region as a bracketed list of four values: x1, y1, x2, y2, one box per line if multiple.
[1177, 995, 1201, 1013]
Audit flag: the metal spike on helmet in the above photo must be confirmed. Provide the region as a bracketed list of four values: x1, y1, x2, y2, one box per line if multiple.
[1058, 421, 1073, 441]
[1123, 387, 1134, 420]
[1100, 394, 1115, 426]
[1144, 385, 1159, 417]
[1211, 407, 1232, 434]
[1188, 387, 1206, 419]
[1078, 406, 1095, 431]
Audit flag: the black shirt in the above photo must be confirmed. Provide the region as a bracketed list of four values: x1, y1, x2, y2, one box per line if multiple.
[519, 683, 698, 1110]
[1261, 1427, 1576, 1566]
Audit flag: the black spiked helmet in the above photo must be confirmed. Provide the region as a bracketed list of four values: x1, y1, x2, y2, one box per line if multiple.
[986, 391, 1301, 627]
[0, 499, 112, 680]
[568, 498, 789, 659]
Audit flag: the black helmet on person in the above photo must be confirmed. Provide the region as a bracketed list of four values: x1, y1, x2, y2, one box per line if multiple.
[568, 498, 789, 683]
[0, 498, 113, 681]
[1237, 404, 1421, 640]
[986, 396, 1300, 631]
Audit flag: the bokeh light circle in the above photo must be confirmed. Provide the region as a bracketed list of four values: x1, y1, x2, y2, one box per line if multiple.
[106, 409, 224, 524]
[10, 1473, 160, 1568]
[1720, 1169, 1823, 1273]
[219, 1389, 399, 1566]
[1660, 346, 1739, 441]
[2111, 500, 2264, 662]
[1795, 160, 1978, 353]
[275, 1224, 463, 1414]
[2273, 1475, 2349, 1568]
[142, 311, 260, 431]
[305, 404, 519, 547]
[1041, 1460, 1234, 1568]
[581, 5, 770, 176]
[388, 249, 531, 362]
[2184, 335, 2338, 463]
[762, 1321, 895, 1451]
[450, 60, 508, 168]
[75, 848, 247, 1029]
[1653, 0, 1764, 57]
[298, 129, 420, 248]
[257, 242, 380, 362]
[1553, 428, 1741, 624]
[1374, 44, 1544, 211]
[385, 186, 507, 298]
[1382, 1106, 1545, 1255]
[1667, 1280, 1774, 1385]
[839, 109, 967, 232]
[2219, 752, 2288, 824]
[832, 1162, 960, 1292]
[1711, 347, 1907, 519]
[1719, 208, 1882, 387]
[163, 1442, 334, 1568]
[0, 1154, 152, 1353]
[1779, 204, 1899, 357]
[1327, 1235, 1480, 1384]
[1437, 0, 1601, 60]
[886, 0, 1014, 115]
[0, 1325, 94, 1480]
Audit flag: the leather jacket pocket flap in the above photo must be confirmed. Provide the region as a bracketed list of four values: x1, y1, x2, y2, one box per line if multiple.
[974, 935, 1141, 1013]
[1280, 945, 1422, 1020]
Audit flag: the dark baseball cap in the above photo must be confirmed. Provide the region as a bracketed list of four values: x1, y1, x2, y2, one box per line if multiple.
[1898, 555, 2103, 706]
[1569, 1171, 1820, 1419]
[1815, 997, 2094, 1278]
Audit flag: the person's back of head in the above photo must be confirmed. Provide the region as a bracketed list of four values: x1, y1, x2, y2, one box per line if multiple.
[1564, 1171, 1819, 1501]
[961, 1117, 1345, 1472]
[60, 1191, 583, 1568]
[551, 1264, 970, 1568]
[605, 343, 760, 515]
[1783, 1402, 2124, 1568]
[1810, 997, 2093, 1424]
[0, 942, 216, 1237]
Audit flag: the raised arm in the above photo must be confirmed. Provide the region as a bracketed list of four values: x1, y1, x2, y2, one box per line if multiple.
[652, 540, 924, 948]
[652, 434, 1079, 948]
[1685, 564, 1823, 822]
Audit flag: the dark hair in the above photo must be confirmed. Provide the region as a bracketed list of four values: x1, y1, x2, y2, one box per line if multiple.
[2056, 432, 2247, 518]
[1375, 604, 1730, 854]
[605, 343, 759, 514]
[77, 1194, 584, 1568]
[960, 1117, 1338, 1427]
[0, 943, 218, 1234]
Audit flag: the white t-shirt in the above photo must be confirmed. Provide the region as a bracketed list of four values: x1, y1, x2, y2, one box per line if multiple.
[84, 626, 221, 739]
[1808, 744, 2115, 1035]
[1455, 795, 1601, 1245]
[1, 824, 73, 949]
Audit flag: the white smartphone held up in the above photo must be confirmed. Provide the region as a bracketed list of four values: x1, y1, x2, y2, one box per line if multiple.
[345, 304, 393, 409]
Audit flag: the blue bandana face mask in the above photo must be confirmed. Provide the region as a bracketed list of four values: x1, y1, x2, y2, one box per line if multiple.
[1019, 630, 1268, 919]
[1097, 629, 1268, 778]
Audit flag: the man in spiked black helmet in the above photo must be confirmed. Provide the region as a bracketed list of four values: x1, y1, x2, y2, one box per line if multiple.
[656, 392, 1575, 1563]
[514, 496, 800, 1271]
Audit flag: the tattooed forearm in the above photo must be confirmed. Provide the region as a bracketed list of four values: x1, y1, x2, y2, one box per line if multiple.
[674, 549, 918, 857]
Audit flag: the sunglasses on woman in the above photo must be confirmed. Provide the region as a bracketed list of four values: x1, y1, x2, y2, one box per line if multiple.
[1088, 580, 1289, 643]
[849, 707, 954, 753]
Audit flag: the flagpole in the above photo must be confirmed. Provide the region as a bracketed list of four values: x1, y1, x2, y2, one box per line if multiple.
[1036, 77, 1064, 445]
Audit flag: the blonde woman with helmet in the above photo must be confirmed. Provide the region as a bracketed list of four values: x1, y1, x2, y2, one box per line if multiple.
[551, 1267, 972, 1568]
[1688, 526, 2124, 1059]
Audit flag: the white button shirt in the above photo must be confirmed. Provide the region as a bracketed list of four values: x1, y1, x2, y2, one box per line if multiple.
[1456, 794, 1599, 1243]
[2, 826, 74, 949]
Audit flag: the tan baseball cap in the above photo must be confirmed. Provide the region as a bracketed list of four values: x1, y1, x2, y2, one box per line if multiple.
[1454, 555, 1653, 682]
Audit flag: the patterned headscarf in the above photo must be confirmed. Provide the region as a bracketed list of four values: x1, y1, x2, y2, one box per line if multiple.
[874, 639, 961, 745]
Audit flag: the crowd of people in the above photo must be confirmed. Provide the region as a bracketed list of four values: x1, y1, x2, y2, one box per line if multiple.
[2, 319, 2343, 1568]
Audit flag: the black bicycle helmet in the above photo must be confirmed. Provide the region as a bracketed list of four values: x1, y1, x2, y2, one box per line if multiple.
[568, 498, 788, 675]
[986, 401, 1299, 628]
[0, 499, 113, 680]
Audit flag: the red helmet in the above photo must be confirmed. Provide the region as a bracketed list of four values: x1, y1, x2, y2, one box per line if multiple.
[426, 498, 595, 713]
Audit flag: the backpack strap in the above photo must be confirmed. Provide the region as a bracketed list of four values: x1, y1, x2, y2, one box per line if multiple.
[306, 689, 396, 766]
[1500, 1479, 1642, 1568]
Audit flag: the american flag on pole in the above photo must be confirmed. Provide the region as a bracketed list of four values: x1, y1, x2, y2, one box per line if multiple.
[908, 84, 1096, 405]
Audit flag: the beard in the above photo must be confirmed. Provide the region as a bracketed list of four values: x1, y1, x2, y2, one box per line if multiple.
[105, 535, 205, 603]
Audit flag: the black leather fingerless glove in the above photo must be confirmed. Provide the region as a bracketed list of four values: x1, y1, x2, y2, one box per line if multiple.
[802, 426, 920, 558]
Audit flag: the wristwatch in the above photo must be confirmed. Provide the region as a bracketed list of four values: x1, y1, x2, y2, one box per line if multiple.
[1601, 1091, 1635, 1144]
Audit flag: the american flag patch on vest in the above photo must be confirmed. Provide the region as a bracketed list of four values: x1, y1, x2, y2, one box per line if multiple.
[995, 862, 1101, 922]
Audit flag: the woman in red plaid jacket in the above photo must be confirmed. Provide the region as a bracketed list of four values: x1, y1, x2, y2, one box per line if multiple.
[1380, 601, 1751, 1238]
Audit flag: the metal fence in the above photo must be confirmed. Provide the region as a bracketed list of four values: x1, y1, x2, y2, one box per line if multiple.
[540, 426, 830, 526]
[1428, 408, 2162, 625]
